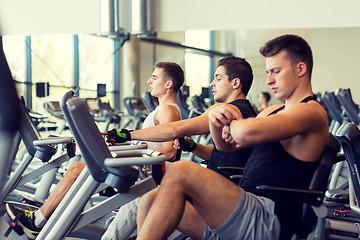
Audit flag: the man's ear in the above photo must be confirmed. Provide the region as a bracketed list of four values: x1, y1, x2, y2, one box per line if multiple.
[297, 62, 307, 78]
[233, 78, 241, 89]
[166, 80, 174, 89]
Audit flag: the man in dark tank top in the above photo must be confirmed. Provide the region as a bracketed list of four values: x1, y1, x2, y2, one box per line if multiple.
[112, 56, 257, 183]
[136, 34, 329, 240]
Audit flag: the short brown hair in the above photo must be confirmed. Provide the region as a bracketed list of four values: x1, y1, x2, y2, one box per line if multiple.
[154, 62, 184, 93]
[217, 56, 253, 96]
[259, 34, 313, 79]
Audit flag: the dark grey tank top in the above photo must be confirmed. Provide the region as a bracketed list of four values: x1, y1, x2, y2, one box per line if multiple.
[207, 99, 257, 184]
[239, 95, 319, 239]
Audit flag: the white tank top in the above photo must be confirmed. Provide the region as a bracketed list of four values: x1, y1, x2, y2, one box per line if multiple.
[141, 103, 181, 149]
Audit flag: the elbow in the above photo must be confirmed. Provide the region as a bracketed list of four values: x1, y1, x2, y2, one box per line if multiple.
[232, 129, 249, 143]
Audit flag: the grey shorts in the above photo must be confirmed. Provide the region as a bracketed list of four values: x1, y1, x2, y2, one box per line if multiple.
[202, 188, 281, 240]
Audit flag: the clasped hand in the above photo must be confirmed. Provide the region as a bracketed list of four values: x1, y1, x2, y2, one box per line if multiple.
[208, 104, 241, 144]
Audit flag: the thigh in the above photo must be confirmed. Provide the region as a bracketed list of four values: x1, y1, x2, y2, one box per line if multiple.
[165, 161, 241, 230]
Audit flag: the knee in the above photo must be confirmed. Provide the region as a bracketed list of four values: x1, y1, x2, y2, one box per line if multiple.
[165, 161, 196, 181]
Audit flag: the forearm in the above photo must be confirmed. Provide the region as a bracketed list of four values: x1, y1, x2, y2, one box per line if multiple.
[191, 144, 214, 160]
[228, 118, 259, 148]
[208, 103, 243, 152]
[131, 123, 179, 142]
[209, 121, 238, 152]
[153, 144, 178, 161]
[131, 117, 209, 142]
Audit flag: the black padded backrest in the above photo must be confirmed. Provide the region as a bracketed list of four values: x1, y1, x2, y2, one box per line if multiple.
[60, 90, 108, 182]
[0, 36, 20, 189]
[99, 101, 114, 113]
[19, 99, 56, 161]
[44, 101, 64, 119]
[335, 88, 359, 125]
[123, 97, 147, 116]
[0, 38, 20, 134]
[85, 98, 100, 113]
[296, 133, 340, 238]
[201, 87, 210, 99]
[61, 91, 138, 192]
[335, 122, 360, 202]
[176, 89, 191, 120]
[190, 96, 202, 111]
[18, 98, 42, 157]
[321, 91, 346, 124]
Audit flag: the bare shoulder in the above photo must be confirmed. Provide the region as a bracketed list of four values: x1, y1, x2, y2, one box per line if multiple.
[159, 104, 179, 113]
[286, 100, 328, 131]
[207, 102, 225, 110]
[285, 101, 328, 162]
[291, 100, 327, 118]
[304, 100, 328, 125]
[156, 104, 181, 123]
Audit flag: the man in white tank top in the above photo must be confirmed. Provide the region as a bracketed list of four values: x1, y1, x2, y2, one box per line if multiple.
[5, 62, 184, 240]
[139, 62, 183, 157]
[101, 62, 184, 240]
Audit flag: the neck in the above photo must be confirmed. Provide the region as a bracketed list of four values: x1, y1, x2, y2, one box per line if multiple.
[225, 92, 246, 103]
[158, 91, 177, 106]
[284, 82, 313, 108]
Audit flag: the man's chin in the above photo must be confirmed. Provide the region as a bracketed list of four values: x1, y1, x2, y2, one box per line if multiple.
[275, 94, 286, 102]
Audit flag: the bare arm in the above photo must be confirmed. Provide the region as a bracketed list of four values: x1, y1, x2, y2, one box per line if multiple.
[191, 144, 214, 160]
[173, 138, 214, 160]
[152, 143, 177, 161]
[226, 102, 329, 161]
[208, 103, 243, 152]
[150, 105, 181, 161]
[130, 105, 219, 142]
